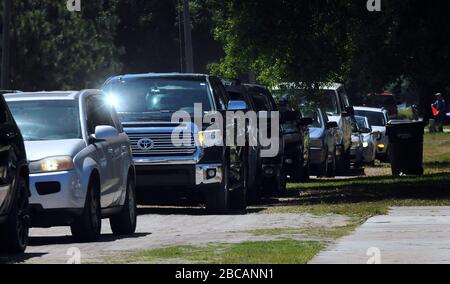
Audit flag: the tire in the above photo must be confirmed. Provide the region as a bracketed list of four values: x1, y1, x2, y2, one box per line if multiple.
[71, 179, 101, 242]
[229, 155, 248, 211]
[206, 159, 229, 214]
[317, 158, 328, 178]
[0, 177, 29, 254]
[336, 149, 350, 175]
[110, 176, 137, 235]
[326, 150, 336, 178]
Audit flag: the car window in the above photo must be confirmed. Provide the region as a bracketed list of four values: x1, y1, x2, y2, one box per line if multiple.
[250, 93, 270, 112]
[8, 100, 81, 141]
[354, 110, 386, 127]
[301, 108, 322, 128]
[86, 96, 115, 135]
[212, 80, 229, 111]
[338, 88, 350, 109]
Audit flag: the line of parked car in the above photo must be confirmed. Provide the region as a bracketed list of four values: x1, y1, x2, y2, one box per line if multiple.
[0, 73, 392, 254]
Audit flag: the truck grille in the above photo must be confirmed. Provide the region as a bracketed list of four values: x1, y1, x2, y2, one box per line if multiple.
[126, 132, 197, 157]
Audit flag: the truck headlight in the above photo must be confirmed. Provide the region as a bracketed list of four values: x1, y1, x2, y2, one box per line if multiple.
[198, 130, 223, 148]
[29, 156, 74, 174]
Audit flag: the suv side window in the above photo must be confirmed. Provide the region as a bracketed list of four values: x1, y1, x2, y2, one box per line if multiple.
[86, 96, 115, 135]
[211, 78, 228, 110]
[338, 87, 350, 108]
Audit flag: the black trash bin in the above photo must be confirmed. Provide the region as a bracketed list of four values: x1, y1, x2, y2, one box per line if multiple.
[386, 120, 425, 176]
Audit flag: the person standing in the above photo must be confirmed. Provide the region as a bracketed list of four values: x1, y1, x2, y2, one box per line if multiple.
[432, 93, 446, 132]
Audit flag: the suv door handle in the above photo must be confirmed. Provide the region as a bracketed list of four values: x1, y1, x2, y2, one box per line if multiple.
[6, 131, 16, 139]
[107, 147, 114, 155]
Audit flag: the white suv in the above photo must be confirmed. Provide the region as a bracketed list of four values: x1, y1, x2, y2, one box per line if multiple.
[5, 90, 136, 242]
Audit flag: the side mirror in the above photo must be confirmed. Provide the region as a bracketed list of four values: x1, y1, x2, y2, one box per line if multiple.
[90, 125, 119, 143]
[343, 106, 355, 117]
[300, 117, 313, 126]
[280, 111, 299, 123]
[326, 121, 338, 129]
[227, 100, 247, 111]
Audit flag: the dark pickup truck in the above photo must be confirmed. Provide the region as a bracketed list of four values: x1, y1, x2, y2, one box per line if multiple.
[103, 73, 249, 213]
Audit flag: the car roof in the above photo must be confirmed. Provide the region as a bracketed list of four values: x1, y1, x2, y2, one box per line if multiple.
[105, 73, 210, 83]
[3, 91, 81, 102]
[272, 82, 343, 91]
[354, 106, 385, 113]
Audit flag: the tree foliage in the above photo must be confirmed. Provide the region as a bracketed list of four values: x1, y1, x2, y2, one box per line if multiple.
[8, 0, 121, 90]
[209, 0, 450, 113]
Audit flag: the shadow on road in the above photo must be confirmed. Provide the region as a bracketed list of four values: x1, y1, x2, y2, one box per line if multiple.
[138, 206, 264, 216]
[29, 232, 151, 247]
[0, 253, 47, 264]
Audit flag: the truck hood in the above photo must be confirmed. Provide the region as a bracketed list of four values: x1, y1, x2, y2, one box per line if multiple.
[25, 139, 86, 162]
[309, 127, 324, 139]
[119, 112, 179, 123]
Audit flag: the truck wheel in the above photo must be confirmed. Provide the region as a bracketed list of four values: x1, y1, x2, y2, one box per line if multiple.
[326, 149, 336, 178]
[318, 158, 328, 178]
[110, 176, 137, 235]
[229, 158, 248, 211]
[336, 149, 350, 175]
[272, 168, 287, 196]
[0, 177, 30, 253]
[206, 161, 229, 214]
[71, 180, 101, 242]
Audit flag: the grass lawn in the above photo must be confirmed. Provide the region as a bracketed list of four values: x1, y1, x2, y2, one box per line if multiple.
[108, 132, 449, 264]
[262, 132, 450, 219]
[106, 240, 324, 264]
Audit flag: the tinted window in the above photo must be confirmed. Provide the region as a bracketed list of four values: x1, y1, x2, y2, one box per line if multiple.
[87, 97, 115, 135]
[251, 94, 270, 112]
[8, 100, 81, 141]
[354, 110, 386, 127]
[301, 108, 322, 128]
[104, 78, 214, 114]
[355, 116, 369, 129]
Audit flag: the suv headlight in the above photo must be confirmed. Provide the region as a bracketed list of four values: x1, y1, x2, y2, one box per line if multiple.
[29, 156, 74, 174]
[198, 130, 223, 148]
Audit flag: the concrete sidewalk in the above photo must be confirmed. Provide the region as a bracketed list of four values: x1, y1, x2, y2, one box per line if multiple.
[310, 207, 450, 264]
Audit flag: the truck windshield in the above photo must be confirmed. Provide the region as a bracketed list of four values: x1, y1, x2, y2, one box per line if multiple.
[7, 100, 81, 141]
[104, 78, 214, 115]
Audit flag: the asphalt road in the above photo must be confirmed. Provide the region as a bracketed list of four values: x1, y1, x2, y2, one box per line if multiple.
[3, 207, 349, 264]
[311, 207, 450, 264]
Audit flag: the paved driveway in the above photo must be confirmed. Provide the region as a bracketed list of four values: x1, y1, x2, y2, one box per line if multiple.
[1, 207, 349, 264]
[310, 207, 450, 264]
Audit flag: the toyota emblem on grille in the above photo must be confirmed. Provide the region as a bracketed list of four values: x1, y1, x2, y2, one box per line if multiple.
[137, 138, 155, 151]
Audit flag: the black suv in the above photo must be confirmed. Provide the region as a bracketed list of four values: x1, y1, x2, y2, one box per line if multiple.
[103, 74, 249, 213]
[277, 96, 312, 183]
[0, 93, 30, 253]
